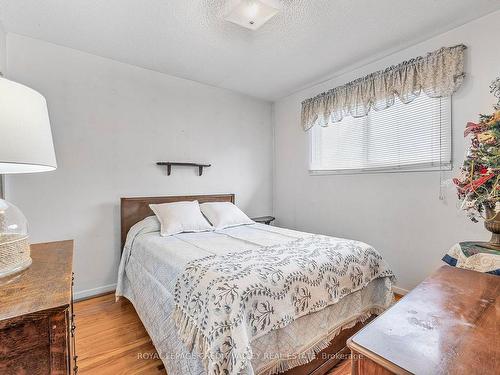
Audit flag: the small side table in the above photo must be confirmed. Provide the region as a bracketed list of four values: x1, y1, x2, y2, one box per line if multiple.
[251, 216, 275, 225]
[443, 242, 499, 275]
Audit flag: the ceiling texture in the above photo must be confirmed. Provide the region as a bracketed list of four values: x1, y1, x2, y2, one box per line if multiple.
[0, 0, 499, 100]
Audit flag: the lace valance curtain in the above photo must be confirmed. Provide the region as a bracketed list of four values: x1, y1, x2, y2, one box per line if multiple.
[301, 44, 467, 131]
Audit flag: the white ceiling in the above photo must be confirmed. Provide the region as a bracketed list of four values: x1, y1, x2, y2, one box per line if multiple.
[1, 0, 499, 100]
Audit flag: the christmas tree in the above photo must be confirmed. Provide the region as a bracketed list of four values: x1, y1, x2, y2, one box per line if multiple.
[453, 78, 500, 222]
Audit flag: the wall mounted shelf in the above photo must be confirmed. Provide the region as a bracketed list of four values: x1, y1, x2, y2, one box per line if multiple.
[157, 162, 211, 176]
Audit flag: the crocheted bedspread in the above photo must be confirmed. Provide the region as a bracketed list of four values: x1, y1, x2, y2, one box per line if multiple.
[173, 234, 395, 375]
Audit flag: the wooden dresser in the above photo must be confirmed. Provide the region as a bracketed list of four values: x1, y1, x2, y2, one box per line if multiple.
[348, 265, 499, 374]
[0, 240, 77, 374]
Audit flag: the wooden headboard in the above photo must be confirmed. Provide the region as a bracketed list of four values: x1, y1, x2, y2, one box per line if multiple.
[120, 194, 235, 250]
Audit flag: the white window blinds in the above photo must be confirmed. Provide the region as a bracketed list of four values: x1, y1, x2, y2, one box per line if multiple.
[310, 95, 451, 174]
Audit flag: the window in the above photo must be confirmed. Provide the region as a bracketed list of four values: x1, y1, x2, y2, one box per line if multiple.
[309, 95, 452, 174]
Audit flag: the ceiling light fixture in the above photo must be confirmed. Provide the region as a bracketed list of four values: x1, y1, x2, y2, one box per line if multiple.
[224, 0, 280, 30]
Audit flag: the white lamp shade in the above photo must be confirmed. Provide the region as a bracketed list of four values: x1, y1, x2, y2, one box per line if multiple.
[0, 77, 57, 174]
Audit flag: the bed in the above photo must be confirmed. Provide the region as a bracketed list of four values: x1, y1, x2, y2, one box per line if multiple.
[116, 194, 395, 375]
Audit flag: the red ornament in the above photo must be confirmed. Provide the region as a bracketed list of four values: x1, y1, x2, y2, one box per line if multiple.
[464, 122, 482, 137]
[460, 173, 495, 193]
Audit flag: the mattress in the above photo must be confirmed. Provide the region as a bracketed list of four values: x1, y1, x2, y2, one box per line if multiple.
[116, 217, 394, 375]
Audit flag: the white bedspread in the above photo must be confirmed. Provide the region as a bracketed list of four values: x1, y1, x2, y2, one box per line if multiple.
[116, 218, 394, 375]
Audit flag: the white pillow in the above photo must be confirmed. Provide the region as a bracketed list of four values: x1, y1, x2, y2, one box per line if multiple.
[149, 200, 213, 237]
[200, 202, 254, 230]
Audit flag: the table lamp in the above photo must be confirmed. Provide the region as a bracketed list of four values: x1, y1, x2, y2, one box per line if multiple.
[0, 77, 57, 278]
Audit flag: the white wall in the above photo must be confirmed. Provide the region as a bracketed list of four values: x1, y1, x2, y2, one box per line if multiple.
[5, 34, 273, 298]
[273, 11, 500, 291]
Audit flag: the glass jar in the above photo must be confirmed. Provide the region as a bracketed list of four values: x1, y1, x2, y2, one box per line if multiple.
[0, 199, 31, 278]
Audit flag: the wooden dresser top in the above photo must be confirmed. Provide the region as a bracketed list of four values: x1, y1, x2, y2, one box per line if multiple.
[0, 240, 73, 322]
[349, 265, 499, 375]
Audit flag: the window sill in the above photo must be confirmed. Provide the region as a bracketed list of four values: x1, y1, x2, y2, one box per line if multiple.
[309, 163, 452, 176]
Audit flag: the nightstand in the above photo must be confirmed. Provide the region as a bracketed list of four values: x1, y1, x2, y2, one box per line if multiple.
[252, 216, 275, 225]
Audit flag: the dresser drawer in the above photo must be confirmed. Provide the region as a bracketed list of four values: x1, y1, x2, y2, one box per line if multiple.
[0, 316, 50, 357]
[0, 344, 51, 375]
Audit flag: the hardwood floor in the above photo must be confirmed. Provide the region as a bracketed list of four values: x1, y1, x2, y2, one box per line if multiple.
[75, 293, 402, 374]
[75, 293, 164, 374]
[328, 360, 352, 375]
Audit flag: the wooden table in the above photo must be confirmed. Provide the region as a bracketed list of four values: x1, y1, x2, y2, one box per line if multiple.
[0, 240, 77, 374]
[347, 265, 499, 375]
